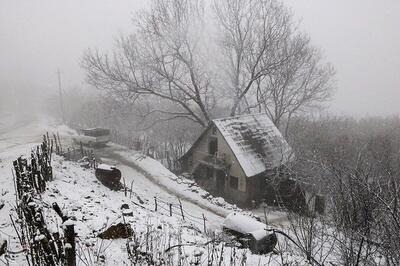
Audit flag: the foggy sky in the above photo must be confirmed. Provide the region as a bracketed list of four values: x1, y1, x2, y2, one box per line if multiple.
[1, 0, 399, 116]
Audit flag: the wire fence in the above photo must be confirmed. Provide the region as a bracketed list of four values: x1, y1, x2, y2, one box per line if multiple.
[118, 171, 225, 235]
[121, 191, 218, 235]
[151, 196, 223, 234]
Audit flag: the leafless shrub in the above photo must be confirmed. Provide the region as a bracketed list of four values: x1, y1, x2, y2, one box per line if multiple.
[288, 116, 400, 265]
[76, 238, 113, 266]
[125, 222, 250, 266]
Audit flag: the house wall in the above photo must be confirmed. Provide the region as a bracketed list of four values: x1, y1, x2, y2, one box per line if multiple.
[190, 126, 246, 181]
[186, 125, 251, 203]
[246, 174, 268, 200]
[190, 127, 211, 165]
[215, 128, 246, 192]
[224, 176, 249, 203]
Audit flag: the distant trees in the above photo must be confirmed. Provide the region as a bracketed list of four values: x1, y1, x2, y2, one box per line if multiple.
[82, 0, 334, 130]
[288, 116, 400, 265]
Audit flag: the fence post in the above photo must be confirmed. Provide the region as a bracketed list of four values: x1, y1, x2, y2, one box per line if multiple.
[263, 205, 268, 225]
[178, 198, 185, 220]
[129, 181, 134, 199]
[202, 214, 206, 233]
[154, 197, 157, 212]
[64, 223, 76, 266]
[57, 132, 62, 155]
[123, 176, 127, 197]
[80, 142, 83, 157]
[169, 203, 172, 216]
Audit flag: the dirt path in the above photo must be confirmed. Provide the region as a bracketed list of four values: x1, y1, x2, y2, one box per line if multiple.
[96, 146, 289, 226]
[99, 150, 228, 218]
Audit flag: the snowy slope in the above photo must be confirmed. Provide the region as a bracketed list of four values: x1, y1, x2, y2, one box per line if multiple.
[0, 114, 305, 265]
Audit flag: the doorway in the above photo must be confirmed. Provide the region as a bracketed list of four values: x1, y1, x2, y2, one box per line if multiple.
[216, 170, 225, 194]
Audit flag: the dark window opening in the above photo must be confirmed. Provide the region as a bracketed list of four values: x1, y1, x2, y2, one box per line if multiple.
[208, 138, 218, 155]
[230, 176, 239, 190]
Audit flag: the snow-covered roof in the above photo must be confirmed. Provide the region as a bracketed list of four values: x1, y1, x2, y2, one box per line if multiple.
[223, 213, 273, 241]
[97, 163, 114, 171]
[249, 229, 269, 241]
[213, 113, 292, 177]
[223, 212, 265, 234]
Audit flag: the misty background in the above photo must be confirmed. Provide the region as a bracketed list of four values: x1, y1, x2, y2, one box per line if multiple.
[0, 0, 399, 116]
[1, 2, 400, 264]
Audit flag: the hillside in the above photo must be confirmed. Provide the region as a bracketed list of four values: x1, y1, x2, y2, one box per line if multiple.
[0, 115, 306, 265]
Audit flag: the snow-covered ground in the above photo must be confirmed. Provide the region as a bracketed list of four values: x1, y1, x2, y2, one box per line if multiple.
[105, 147, 288, 226]
[0, 114, 305, 265]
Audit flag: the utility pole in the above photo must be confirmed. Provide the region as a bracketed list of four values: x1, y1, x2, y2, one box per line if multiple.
[57, 68, 65, 123]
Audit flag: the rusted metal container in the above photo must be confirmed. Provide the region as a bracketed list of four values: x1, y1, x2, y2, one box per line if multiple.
[95, 164, 121, 189]
[222, 212, 277, 254]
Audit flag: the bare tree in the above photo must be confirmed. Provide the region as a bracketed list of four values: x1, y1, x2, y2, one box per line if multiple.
[214, 0, 293, 115]
[82, 0, 215, 128]
[214, 0, 334, 130]
[253, 43, 335, 136]
[83, 0, 334, 131]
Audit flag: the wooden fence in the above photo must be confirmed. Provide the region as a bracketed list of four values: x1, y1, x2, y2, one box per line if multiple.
[11, 134, 76, 266]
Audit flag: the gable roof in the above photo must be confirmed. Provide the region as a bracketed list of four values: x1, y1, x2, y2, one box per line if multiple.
[213, 113, 292, 177]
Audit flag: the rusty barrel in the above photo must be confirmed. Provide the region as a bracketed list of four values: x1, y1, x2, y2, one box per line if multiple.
[95, 164, 121, 189]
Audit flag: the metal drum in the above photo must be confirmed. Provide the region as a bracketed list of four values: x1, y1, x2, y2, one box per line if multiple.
[95, 164, 121, 189]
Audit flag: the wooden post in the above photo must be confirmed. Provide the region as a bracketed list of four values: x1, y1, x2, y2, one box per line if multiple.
[202, 214, 206, 233]
[129, 181, 134, 199]
[154, 197, 157, 212]
[169, 203, 173, 216]
[64, 223, 76, 266]
[57, 69, 66, 123]
[57, 132, 62, 155]
[123, 176, 127, 197]
[178, 198, 185, 220]
[263, 204, 268, 225]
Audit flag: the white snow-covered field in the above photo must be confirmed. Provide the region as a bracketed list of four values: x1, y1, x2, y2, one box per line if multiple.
[0, 114, 307, 265]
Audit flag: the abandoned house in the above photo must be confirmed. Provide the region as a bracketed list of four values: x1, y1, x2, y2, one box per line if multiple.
[180, 113, 294, 206]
